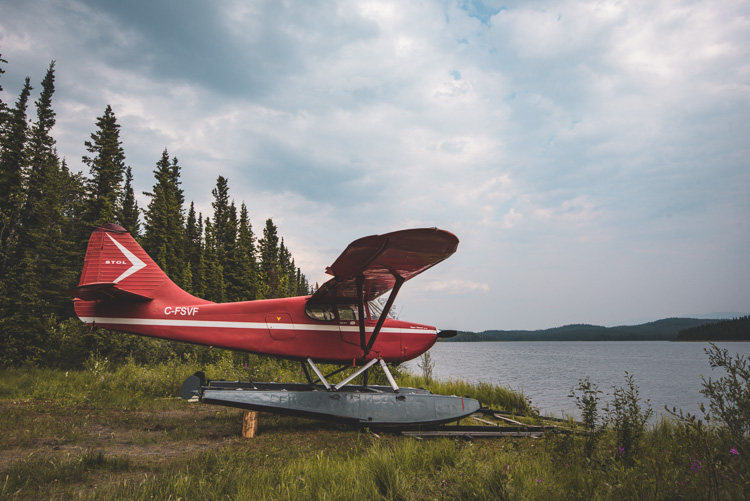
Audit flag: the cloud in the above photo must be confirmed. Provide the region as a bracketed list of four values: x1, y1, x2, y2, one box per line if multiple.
[418, 279, 490, 294]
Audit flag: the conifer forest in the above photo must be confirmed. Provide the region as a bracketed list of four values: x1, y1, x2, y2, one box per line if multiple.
[0, 58, 311, 368]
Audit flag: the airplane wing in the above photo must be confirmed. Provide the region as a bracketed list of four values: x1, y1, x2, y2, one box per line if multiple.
[308, 228, 459, 303]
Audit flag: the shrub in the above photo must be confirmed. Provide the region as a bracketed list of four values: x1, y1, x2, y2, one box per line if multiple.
[603, 372, 653, 465]
[700, 343, 750, 453]
[569, 376, 603, 458]
[417, 350, 435, 385]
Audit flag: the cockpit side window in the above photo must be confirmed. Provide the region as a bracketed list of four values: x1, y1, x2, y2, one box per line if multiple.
[305, 303, 335, 321]
[337, 304, 359, 321]
[306, 301, 385, 322]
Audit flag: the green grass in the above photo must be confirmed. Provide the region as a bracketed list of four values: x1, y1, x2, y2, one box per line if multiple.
[2, 449, 130, 499]
[1, 358, 748, 499]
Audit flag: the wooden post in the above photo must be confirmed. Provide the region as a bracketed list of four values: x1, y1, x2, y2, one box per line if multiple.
[242, 411, 259, 438]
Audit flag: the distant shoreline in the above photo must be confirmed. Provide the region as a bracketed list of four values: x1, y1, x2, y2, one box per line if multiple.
[442, 316, 750, 343]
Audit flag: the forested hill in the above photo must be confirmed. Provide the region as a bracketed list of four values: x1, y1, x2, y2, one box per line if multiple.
[0, 58, 311, 368]
[674, 316, 750, 342]
[444, 318, 725, 342]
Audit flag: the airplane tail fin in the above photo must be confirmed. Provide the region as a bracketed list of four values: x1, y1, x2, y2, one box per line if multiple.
[67, 223, 185, 302]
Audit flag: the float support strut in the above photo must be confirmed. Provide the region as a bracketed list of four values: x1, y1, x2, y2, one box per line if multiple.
[379, 359, 400, 392]
[306, 357, 331, 390]
[333, 358, 379, 391]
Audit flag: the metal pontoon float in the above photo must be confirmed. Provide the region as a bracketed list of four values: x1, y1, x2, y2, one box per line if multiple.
[179, 371, 481, 428]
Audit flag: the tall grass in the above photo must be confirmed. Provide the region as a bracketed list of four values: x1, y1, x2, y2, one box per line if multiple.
[0, 354, 533, 414]
[87, 437, 510, 500]
[398, 372, 535, 415]
[0, 351, 309, 407]
[6, 421, 747, 500]
[1, 449, 130, 499]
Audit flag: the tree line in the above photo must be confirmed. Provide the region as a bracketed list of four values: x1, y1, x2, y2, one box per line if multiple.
[0, 57, 311, 368]
[674, 316, 750, 342]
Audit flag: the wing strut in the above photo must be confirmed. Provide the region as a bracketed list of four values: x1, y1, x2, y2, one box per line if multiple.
[361, 274, 405, 356]
[356, 275, 367, 351]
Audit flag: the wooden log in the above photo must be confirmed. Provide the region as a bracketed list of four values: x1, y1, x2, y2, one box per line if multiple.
[470, 415, 499, 426]
[492, 414, 526, 426]
[242, 411, 259, 438]
[401, 430, 544, 438]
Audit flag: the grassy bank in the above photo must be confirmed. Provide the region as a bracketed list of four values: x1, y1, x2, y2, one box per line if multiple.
[1, 348, 748, 499]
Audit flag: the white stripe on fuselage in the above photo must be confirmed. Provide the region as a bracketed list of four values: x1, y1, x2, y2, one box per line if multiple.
[78, 316, 437, 335]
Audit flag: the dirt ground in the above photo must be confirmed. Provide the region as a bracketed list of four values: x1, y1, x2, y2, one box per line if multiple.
[0, 397, 357, 471]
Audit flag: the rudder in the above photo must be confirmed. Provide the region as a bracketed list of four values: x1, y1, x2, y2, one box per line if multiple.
[68, 223, 179, 302]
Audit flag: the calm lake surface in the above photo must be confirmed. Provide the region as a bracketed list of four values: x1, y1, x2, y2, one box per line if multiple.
[403, 341, 750, 420]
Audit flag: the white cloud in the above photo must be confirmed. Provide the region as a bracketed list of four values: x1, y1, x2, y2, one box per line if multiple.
[417, 279, 490, 294]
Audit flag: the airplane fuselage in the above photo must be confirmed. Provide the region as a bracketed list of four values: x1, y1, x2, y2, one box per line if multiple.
[70, 223, 452, 366]
[74, 286, 437, 364]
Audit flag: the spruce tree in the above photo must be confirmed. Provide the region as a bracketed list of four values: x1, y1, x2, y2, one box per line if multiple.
[278, 239, 292, 297]
[0, 77, 31, 258]
[118, 166, 140, 237]
[295, 267, 310, 296]
[142, 149, 185, 281]
[20, 62, 59, 247]
[29, 62, 81, 324]
[0, 77, 32, 366]
[184, 202, 204, 296]
[210, 176, 236, 268]
[82, 105, 126, 231]
[202, 218, 225, 302]
[258, 218, 281, 298]
[25, 62, 56, 172]
[56, 157, 87, 292]
[226, 202, 258, 301]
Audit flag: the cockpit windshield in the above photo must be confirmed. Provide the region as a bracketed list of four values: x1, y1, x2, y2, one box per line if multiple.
[367, 300, 383, 320]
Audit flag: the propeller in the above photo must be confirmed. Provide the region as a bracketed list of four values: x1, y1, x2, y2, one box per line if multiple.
[437, 329, 457, 339]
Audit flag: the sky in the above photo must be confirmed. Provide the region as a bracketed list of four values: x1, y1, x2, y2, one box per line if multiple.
[1, 0, 748, 331]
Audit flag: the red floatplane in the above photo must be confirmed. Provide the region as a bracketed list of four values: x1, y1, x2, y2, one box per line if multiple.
[68, 224, 480, 426]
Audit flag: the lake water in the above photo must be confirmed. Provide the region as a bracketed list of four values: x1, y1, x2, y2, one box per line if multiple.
[402, 341, 750, 420]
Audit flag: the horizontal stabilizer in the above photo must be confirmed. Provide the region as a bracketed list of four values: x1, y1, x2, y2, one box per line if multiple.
[66, 282, 153, 302]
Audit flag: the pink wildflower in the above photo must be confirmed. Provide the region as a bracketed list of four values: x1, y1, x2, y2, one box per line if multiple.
[729, 448, 739, 456]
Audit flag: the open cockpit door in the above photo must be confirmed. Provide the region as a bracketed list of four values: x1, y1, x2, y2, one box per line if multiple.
[307, 228, 458, 355]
